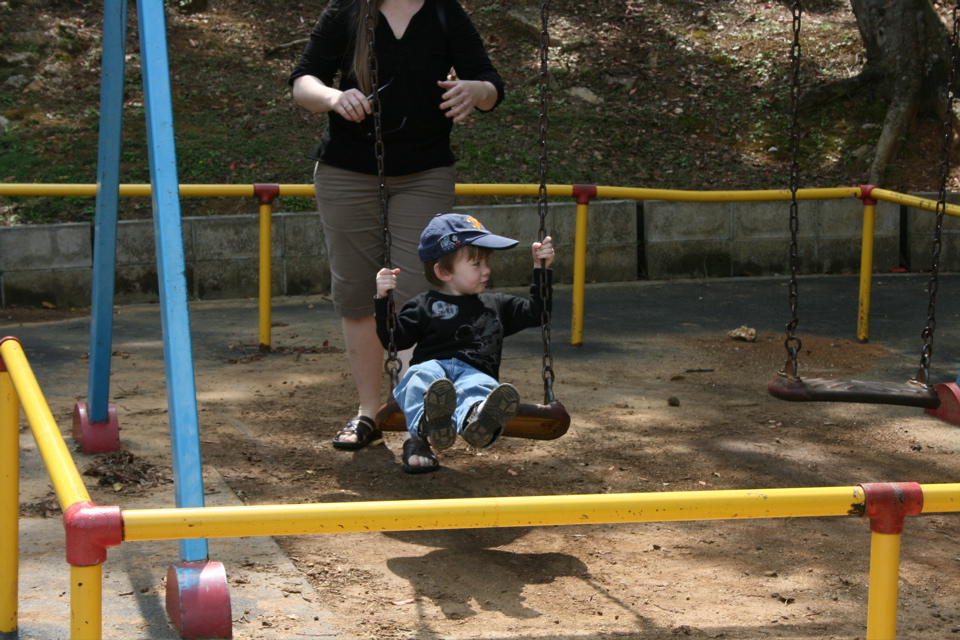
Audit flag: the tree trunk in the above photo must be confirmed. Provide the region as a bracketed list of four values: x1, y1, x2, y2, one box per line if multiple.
[802, 0, 952, 186]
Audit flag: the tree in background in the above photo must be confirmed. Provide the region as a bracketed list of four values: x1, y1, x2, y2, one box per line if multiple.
[805, 0, 956, 185]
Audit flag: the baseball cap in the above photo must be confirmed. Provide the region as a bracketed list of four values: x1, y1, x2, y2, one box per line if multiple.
[418, 213, 518, 262]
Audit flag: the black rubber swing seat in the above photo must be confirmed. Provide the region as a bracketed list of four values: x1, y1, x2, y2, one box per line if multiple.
[375, 397, 571, 440]
[767, 373, 941, 409]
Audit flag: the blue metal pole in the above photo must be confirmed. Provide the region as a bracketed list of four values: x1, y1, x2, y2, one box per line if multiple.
[87, 0, 126, 424]
[137, 0, 208, 563]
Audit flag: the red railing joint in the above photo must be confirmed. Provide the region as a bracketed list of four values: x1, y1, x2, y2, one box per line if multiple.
[572, 184, 597, 206]
[858, 482, 923, 534]
[64, 501, 123, 566]
[859, 184, 878, 206]
[253, 183, 280, 206]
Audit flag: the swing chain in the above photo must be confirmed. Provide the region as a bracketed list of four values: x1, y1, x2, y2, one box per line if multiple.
[781, 0, 803, 379]
[537, 0, 555, 403]
[365, 0, 400, 387]
[916, 1, 960, 386]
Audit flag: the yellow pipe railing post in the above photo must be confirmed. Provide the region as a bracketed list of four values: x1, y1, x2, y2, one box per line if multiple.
[259, 203, 272, 347]
[0, 339, 91, 508]
[63, 501, 122, 640]
[254, 184, 280, 349]
[857, 186, 878, 342]
[570, 186, 596, 346]
[866, 530, 903, 640]
[70, 565, 103, 640]
[0, 347, 20, 636]
[571, 202, 588, 346]
[1, 337, 118, 640]
[860, 482, 923, 640]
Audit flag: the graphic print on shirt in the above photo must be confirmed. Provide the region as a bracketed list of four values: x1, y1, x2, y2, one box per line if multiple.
[455, 311, 503, 370]
[429, 299, 459, 321]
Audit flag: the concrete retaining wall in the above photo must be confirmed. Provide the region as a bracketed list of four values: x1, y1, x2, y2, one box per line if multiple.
[643, 197, 903, 279]
[1, 194, 957, 308]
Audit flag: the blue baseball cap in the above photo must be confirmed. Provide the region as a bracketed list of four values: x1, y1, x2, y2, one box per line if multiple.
[418, 213, 518, 262]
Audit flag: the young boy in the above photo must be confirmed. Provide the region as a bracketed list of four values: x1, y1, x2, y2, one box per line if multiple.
[374, 213, 555, 474]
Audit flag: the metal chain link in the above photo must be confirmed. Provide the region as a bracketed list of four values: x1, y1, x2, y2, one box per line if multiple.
[537, 0, 555, 403]
[781, 0, 803, 378]
[365, 0, 400, 387]
[916, 0, 960, 385]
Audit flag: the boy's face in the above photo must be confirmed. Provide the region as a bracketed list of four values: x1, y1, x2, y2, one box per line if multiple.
[439, 248, 492, 295]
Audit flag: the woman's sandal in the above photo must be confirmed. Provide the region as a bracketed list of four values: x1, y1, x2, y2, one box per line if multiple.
[401, 436, 439, 474]
[332, 415, 383, 451]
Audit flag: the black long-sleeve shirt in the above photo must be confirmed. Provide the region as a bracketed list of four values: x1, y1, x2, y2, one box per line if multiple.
[375, 269, 552, 380]
[288, 0, 505, 176]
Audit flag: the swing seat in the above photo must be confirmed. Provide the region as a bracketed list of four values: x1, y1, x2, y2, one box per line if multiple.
[768, 373, 941, 409]
[375, 397, 570, 440]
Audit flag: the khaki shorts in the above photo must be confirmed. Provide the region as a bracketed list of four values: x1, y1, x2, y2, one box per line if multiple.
[314, 162, 456, 318]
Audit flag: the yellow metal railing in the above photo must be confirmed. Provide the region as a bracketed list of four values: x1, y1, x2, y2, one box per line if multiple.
[2, 334, 960, 639]
[3, 182, 960, 346]
[855, 187, 960, 343]
[1, 338, 100, 639]
[0, 346, 19, 636]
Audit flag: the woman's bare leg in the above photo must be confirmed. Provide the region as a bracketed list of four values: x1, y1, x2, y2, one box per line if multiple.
[334, 316, 383, 445]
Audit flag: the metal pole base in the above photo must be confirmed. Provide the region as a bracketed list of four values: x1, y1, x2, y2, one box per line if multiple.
[926, 382, 960, 424]
[165, 561, 232, 639]
[72, 402, 120, 454]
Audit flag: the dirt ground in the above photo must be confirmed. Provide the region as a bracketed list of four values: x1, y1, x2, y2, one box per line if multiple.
[9, 279, 960, 639]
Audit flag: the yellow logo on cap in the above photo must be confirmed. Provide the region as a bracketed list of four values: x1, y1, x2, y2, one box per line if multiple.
[465, 216, 484, 231]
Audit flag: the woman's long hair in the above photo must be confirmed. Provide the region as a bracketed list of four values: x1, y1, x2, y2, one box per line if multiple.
[351, 0, 382, 95]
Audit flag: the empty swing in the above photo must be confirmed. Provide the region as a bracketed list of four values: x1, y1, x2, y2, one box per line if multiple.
[768, 1, 952, 409]
[370, 0, 570, 439]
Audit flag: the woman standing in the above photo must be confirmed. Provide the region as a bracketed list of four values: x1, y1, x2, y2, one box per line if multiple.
[288, 0, 504, 470]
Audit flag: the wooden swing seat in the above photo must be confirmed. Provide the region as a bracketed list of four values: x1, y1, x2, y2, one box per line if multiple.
[768, 373, 941, 409]
[375, 397, 570, 440]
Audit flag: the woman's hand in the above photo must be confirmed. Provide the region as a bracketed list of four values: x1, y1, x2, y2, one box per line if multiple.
[333, 87, 372, 123]
[376, 267, 400, 298]
[292, 75, 371, 119]
[438, 79, 497, 123]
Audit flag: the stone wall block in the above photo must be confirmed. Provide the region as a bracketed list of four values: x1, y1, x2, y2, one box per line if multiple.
[4, 269, 92, 307]
[280, 212, 325, 257]
[645, 201, 731, 242]
[192, 215, 280, 261]
[0, 223, 91, 271]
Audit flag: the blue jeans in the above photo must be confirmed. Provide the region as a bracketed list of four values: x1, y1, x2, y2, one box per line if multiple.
[393, 358, 497, 438]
